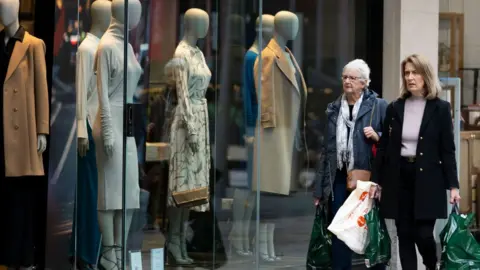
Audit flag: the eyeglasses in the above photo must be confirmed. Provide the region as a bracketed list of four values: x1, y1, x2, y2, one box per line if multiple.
[341, 75, 361, 81]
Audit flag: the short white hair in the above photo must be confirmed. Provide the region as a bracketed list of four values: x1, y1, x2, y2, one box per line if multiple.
[343, 59, 371, 86]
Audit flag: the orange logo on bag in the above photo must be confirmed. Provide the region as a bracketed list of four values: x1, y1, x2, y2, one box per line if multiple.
[357, 216, 366, 227]
[359, 191, 368, 201]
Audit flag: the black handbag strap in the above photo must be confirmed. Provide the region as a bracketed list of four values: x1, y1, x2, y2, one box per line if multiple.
[369, 99, 377, 126]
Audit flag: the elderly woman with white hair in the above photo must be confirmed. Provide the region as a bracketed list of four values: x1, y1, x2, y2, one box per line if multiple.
[313, 59, 388, 270]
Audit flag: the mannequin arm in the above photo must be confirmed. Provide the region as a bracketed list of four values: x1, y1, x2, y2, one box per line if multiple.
[166, 57, 197, 139]
[75, 49, 92, 156]
[242, 52, 258, 138]
[95, 46, 115, 156]
[75, 49, 92, 140]
[253, 54, 275, 128]
[33, 39, 50, 135]
[37, 134, 47, 153]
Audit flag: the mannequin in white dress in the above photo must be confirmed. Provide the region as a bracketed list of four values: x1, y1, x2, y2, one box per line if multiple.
[230, 14, 274, 258]
[93, 0, 142, 269]
[77, 0, 111, 155]
[164, 8, 211, 265]
[73, 0, 111, 267]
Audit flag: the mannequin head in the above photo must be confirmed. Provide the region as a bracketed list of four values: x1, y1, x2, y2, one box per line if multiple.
[0, 0, 19, 27]
[228, 14, 244, 44]
[91, 0, 112, 33]
[256, 14, 274, 42]
[274, 11, 299, 41]
[111, 0, 141, 30]
[184, 8, 209, 39]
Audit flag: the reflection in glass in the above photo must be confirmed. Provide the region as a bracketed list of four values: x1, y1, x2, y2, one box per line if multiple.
[229, 14, 274, 261]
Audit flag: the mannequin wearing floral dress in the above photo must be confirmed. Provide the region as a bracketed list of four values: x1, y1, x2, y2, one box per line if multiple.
[164, 8, 211, 265]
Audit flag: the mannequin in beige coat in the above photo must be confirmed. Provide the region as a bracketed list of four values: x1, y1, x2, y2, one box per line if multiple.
[252, 10, 308, 261]
[0, 0, 49, 177]
[253, 11, 307, 196]
[0, 0, 49, 268]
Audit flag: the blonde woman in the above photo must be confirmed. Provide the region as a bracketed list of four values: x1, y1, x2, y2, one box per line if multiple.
[374, 54, 460, 270]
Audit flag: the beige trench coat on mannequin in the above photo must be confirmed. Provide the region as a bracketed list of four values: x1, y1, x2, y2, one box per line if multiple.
[3, 32, 49, 177]
[252, 39, 307, 195]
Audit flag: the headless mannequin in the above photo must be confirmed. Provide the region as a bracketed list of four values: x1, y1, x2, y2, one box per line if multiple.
[166, 8, 209, 266]
[230, 14, 274, 259]
[95, 1, 142, 269]
[0, 0, 46, 154]
[77, 0, 111, 155]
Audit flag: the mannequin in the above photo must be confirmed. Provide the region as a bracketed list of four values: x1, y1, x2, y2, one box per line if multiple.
[252, 11, 307, 261]
[71, 0, 111, 268]
[164, 8, 211, 265]
[93, 0, 142, 269]
[229, 14, 274, 258]
[0, 0, 49, 269]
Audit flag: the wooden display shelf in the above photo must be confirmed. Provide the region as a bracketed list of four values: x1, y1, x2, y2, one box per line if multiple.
[145, 142, 169, 162]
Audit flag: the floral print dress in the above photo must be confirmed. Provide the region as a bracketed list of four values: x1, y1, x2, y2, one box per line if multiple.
[165, 41, 212, 212]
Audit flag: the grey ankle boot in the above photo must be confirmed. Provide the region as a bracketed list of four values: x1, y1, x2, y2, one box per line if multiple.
[180, 209, 194, 263]
[167, 208, 190, 265]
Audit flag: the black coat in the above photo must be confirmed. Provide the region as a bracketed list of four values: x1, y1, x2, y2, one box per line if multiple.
[374, 97, 459, 220]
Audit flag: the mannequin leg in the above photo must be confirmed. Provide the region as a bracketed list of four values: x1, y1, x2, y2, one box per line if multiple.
[258, 223, 274, 262]
[97, 210, 118, 270]
[229, 188, 249, 256]
[167, 207, 189, 265]
[113, 209, 134, 267]
[242, 192, 256, 255]
[180, 208, 194, 263]
[266, 223, 281, 261]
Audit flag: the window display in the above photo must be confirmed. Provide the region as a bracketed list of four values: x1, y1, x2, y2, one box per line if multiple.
[93, 0, 142, 268]
[34, 0, 386, 269]
[71, 0, 111, 268]
[0, 0, 49, 268]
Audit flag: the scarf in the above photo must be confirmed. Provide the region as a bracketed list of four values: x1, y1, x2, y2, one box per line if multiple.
[336, 93, 363, 171]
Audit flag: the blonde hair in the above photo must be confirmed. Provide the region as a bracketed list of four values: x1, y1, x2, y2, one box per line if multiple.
[400, 54, 442, 100]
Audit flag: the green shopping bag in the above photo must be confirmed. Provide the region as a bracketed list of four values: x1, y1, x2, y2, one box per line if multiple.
[306, 204, 332, 270]
[440, 204, 480, 269]
[364, 201, 391, 268]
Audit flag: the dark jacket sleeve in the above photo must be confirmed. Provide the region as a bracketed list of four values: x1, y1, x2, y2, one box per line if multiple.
[372, 102, 394, 185]
[439, 101, 459, 189]
[313, 109, 330, 198]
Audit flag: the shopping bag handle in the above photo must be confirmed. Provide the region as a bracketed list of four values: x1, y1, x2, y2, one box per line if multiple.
[316, 204, 328, 219]
[451, 203, 459, 214]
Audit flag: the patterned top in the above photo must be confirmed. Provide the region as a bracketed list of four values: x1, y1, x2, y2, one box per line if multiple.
[166, 40, 212, 137]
